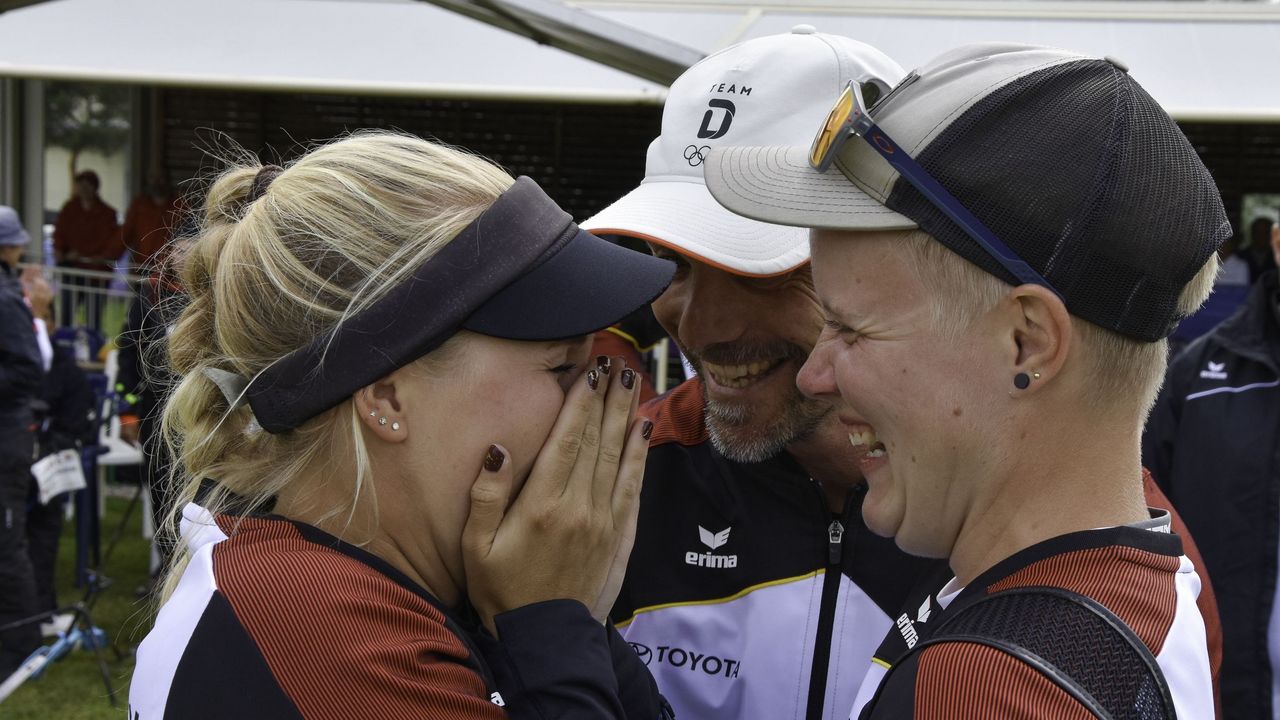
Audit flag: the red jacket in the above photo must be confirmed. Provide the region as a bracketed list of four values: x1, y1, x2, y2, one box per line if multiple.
[54, 197, 120, 270]
[122, 194, 181, 268]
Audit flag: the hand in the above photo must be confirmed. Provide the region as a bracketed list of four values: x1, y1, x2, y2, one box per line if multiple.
[119, 416, 140, 446]
[462, 359, 652, 634]
[20, 267, 53, 321]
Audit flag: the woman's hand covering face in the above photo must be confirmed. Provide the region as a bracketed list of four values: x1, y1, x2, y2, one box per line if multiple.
[461, 356, 653, 633]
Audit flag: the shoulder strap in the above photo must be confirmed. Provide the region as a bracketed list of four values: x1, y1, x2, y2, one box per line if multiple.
[865, 586, 1175, 720]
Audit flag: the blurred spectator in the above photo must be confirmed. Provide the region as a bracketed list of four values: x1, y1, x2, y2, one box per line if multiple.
[1217, 235, 1252, 287]
[0, 206, 44, 677]
[1143, 221, 1280, 718]
[121, 170, 182, 271]
[116, 239, 188, 578]
[1250, 216, 1280, 282]
[26, 281, 92, 632]
[53, 170, 121, 330]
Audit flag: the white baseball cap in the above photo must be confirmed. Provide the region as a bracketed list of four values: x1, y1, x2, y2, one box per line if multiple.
[581, 26, 904, 276]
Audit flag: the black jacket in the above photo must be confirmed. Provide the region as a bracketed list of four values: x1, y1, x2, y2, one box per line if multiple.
[1143, 270, 1280, 719]
[0, 260, 42, 443]
[34, 344, 94, 458]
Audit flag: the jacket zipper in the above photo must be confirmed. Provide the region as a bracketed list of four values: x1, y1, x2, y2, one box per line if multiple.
[804, 487, 859, 720]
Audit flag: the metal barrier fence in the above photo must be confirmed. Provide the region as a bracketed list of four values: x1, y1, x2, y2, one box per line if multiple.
[26, 264, 143, 346]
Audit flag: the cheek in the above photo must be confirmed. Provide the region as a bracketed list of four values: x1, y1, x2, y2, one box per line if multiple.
[649, 287, 684, 338]
[468, 378, 565, 481]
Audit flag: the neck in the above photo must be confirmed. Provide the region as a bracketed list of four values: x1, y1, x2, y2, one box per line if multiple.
[786, 414, 863, 512]
[947, 412, 1149, 587]
[273, 452, 461, 608]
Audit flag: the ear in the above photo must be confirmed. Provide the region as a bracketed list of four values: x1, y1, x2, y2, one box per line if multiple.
[1003, 284, 1072, 394]
[353, 377, 407, 444]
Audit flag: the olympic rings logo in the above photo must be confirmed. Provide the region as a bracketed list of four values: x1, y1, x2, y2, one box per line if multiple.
[684, 145, 712, 167]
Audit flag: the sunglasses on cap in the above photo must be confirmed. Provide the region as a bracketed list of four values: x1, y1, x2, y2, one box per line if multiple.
[808, 79, 1062, 299]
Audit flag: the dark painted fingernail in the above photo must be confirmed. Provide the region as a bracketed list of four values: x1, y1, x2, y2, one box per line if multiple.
[483, 445, 504, 472]
[621, 368, 636, 390]
[587, 370, 600, 390]
[641, 419, 653, 440]
[596, 355, 611, 374]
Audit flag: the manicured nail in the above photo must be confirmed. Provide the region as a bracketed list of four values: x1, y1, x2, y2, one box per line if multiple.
[483, 445, 504, 472]
[641, 419, 653, 440]
[587, 370, 600, 390]
[596, 355, 611, 374]
[621, 368, 636, 390]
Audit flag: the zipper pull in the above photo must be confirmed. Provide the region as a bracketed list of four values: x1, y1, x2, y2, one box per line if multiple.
[828, 520, 844, 565]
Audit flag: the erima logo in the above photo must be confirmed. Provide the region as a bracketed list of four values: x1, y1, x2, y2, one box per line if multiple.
[697, 99, 735, 140]
[700, 526, 731, 550]
[896, 597, 934, 649]
[1200, 361, 1228, 380]
[490, 692, 506, 707]
[686, 526, 737, 568]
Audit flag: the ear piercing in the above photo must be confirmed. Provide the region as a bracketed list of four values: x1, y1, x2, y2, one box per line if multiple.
[1013, 371, 1042, 390]
[391, 422, 401, 431]
[378, 416, 388, 426]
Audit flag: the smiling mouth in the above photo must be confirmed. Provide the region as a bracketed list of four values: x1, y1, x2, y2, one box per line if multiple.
[702, 358, 786, 389]
[847, 427, 887, 458]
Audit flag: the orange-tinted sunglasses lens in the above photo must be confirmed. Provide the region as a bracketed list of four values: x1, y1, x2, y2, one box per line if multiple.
[809, 84, 855, 169]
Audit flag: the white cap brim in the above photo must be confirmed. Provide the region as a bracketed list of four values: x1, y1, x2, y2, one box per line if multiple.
[581, 178, 810, 277]
[705, 145, 918, 232]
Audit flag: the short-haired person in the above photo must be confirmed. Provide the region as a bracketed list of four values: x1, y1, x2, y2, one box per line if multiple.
[583, 29, 940, 720]
[128, 133, 675, 719]
[53, 169, 121, 331]
[0, 206, 44, 679]
[706, 44, 1222, 717]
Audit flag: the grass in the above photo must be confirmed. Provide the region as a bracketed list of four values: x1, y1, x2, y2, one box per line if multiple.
[3, 486, 155, 719]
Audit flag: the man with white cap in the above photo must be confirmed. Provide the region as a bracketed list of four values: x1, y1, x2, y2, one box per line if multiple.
[0, 206, 44, 678]
[584, 28, 941, 720]
[704, 42, 1222, 718]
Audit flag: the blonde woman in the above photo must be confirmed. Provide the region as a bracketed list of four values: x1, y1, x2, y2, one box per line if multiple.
[128, 133, 674, 720]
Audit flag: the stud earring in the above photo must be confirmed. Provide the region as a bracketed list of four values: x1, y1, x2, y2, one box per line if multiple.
[378, 416, 388, 426]
[391, 422, 400, 431]
[368, 410, 377, 417]
[1013, 372, 1031, 390]
[1033, 371, 1042, 380]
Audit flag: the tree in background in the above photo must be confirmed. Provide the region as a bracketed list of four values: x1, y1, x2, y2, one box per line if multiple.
[44, 82, 130, 193]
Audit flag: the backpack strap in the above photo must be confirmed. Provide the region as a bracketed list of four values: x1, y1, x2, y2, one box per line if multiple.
[863, 586, 1175, 720]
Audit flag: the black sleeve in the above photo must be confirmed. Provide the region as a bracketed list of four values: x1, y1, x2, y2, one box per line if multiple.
[477, 599, 664, 720]
[606, 621, 672, 720]
[0, 293, 43, 401]
[115, 285, 149, 402]
[42, 349, 94, 452]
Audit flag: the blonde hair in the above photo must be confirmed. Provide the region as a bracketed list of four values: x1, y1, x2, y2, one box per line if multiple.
[900, 230, 1218, 419]
[159, 132, 512, 601]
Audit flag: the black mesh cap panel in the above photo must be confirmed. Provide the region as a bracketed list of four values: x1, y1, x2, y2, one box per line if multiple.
[937, 589, 1172, 719]
[885, 58, 1230, 341]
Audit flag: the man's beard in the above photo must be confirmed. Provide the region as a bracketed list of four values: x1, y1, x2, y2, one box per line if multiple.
[686, 341, 830, 463]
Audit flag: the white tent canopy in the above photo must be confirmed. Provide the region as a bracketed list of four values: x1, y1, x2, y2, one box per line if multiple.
[1, 0, 1279, 119]
[580, 1, 1280, 121]
[0, 0, 671, 102]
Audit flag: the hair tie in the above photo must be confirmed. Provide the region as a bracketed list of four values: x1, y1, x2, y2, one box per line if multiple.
[248, 165, 283, 203]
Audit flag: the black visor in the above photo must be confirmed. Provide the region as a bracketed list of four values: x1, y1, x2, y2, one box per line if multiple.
[247, 177, 675, 433]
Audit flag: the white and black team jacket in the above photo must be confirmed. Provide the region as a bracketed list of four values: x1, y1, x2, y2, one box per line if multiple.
[612, 380, 938, 720]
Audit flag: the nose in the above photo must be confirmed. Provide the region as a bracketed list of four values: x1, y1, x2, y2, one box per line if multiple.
[797, 335, 837, 400]
[660, 265, 752, 351]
